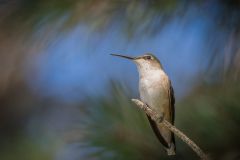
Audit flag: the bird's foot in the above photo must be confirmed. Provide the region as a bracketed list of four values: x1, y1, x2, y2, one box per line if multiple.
[155, 113, 164, 123]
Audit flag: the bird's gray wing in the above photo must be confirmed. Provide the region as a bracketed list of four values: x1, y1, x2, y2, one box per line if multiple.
[169, 81, 175, 123]
[168, 81, 175, 145]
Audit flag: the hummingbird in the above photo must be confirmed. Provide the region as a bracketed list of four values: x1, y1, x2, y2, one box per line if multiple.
[110, 53, 176, 155]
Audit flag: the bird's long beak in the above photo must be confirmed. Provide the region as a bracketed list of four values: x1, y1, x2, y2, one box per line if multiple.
[110, 53, 135, 60]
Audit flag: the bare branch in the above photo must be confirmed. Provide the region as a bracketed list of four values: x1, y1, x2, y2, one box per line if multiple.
[131, 99, 210, 160]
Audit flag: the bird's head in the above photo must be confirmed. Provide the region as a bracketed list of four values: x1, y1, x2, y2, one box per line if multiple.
[110, 53, 163, 72]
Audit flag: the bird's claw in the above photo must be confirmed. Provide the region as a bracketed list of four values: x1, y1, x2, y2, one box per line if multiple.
[155, 113, 164, 123]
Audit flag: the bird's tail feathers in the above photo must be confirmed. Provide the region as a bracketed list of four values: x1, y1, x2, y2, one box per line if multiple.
[166, 142, 176, 156]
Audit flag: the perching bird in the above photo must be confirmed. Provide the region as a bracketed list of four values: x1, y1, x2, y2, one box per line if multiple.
[111, 53, 176, 155]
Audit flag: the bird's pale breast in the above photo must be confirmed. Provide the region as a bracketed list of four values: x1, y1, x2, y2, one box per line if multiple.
[139, 70, 170, 118]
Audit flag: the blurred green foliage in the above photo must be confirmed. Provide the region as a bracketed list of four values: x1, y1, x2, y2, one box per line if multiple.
[78, 81, 240, 160]
[0, 136, 55, 160]
[79, 83, 168, 160]
[176, 81, 240, 159]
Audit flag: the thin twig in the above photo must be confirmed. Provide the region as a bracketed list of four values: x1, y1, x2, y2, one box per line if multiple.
[131, 99, 210, 160]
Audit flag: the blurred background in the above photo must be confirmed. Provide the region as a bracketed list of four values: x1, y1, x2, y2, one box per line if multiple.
[0, 0, 240, 160]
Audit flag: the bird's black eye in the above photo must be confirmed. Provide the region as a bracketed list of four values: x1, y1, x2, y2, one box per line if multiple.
[145, 56, 152, 60]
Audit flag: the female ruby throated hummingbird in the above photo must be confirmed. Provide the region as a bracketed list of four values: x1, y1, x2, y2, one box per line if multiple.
[111, 53, 176, 155]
